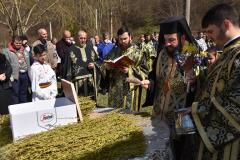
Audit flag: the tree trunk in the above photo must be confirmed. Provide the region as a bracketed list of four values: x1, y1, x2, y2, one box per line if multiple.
[185, 0, 191, 25]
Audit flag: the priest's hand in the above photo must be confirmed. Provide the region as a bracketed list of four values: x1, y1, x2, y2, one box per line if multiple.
[119, 66, 128, 73]
[141, 80, 150, 89]
[105, 60, 113, 70]
[88, 63, 94, 69]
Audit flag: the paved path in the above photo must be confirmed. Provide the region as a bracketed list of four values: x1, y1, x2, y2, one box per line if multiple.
[93, 108, 173, 160]
[130, 116, 173, 160]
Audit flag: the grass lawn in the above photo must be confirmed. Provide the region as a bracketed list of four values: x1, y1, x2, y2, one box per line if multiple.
[0, 96, 152, 160]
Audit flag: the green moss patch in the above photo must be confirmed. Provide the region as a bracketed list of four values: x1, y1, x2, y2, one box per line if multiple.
[0, 115, 12, 147]
[78, 96, 96, 117]
[0, 111, 145, 160]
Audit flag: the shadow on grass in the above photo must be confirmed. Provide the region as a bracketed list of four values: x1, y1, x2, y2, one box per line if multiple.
[69, 131, 146, 160]
[134, 106, 153, 118]
[134, 111, 151, 118]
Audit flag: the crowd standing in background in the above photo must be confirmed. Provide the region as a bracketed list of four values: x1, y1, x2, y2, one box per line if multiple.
[56, 30, 73, 78]
[32, 28, 59, 69]
[2, 36, 30, 104]
[97, 32, 114, 63]
[0, 0, 218, 113]
[1, 3, 239, 159]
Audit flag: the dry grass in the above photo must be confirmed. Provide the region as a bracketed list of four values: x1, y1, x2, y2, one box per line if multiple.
[0, 97, 147, 160]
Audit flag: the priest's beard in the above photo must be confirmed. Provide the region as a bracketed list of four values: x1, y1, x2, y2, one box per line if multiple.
[166, 45, 183, 59]
[166, 45, 178, 56]
[120, 41, 131, 51]
[166, 39, 183, 58]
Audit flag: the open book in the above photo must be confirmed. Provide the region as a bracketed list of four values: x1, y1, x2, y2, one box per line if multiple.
[104, 55, 134, 68]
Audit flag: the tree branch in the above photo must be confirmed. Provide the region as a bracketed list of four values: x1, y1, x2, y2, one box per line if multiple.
[0, 20, 8, 26]
[24, 1, 39, 25]
[28, 0, 60, 29]
[19, 0, 22, 8]
[0, 0, 14, 31]
[0, 3, 4, 14]
[14, 0, 22, 26]
[10, 4, 14, 18]
[24, 20, 42, 31]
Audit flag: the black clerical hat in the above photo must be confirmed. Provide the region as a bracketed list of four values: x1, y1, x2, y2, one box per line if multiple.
[159, 16, 195, 46]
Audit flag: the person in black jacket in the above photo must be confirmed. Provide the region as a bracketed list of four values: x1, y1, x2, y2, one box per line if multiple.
[0, 53, 12, 115]
[56, 30, 73, 77]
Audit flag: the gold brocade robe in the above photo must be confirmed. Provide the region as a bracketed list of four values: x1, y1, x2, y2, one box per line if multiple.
[140, 41, 157, 72]
[153, 49, 187, 124]
[192, 39, 240, 160]
[104, 45, 146, 109]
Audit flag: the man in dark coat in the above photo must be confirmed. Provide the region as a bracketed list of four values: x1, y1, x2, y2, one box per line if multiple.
[56, 30, 73, 77]
[0, 53, 12, 114]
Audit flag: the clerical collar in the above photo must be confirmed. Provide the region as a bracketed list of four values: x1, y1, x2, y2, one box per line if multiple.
[224, 35, 240, 48]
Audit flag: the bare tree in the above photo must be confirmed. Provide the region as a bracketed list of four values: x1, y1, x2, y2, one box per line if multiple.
[0, 0, 239, 40]
[0, 0, 60, 37]
[158, 0, 184, 18]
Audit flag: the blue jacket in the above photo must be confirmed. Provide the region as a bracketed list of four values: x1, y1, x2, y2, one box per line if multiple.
[97, 41, 114, 62]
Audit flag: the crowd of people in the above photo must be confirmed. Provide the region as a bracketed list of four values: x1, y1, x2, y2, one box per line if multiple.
[0, 2, 239, 160]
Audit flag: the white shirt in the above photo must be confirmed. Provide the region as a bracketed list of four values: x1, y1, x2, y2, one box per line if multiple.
[196, 38, 208, 51]
[29, 61, 57, 101]
[224, 35, 240, 48]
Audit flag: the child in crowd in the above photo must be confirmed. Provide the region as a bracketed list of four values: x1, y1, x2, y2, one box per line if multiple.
[207, 46, 218, 71]
[197, 46, 219, 94]
[28, 44, 57, 101]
